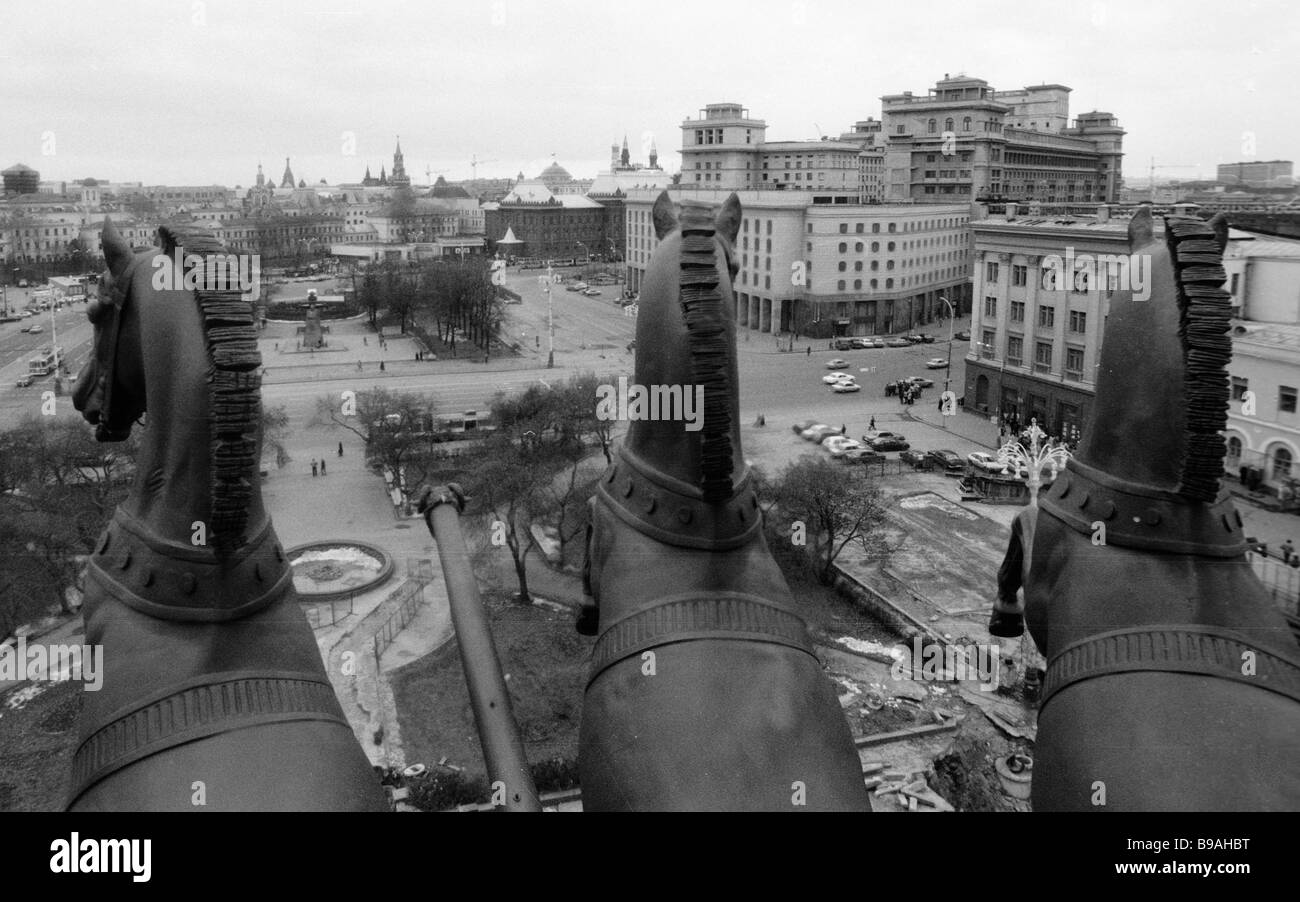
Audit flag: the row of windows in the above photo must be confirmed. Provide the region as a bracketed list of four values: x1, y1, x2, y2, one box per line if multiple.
[1231, 377, 1299, 414]
[985, 333, 1087, 380]
[984, 297, 1088, 332]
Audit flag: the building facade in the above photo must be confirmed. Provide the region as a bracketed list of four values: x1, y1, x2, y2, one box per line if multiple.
[880, 75, 1124, 205]
[483, 180, 608, 259]
[624, 188, 971, 337]
[963, 204, 1142, 436]
[1217, 160, 1293, 188]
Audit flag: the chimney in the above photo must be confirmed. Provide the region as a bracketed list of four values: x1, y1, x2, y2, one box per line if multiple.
[1005, 202, 1018, 221]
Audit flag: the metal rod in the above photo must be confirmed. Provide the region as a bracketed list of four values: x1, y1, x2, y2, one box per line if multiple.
[421, 484, 542, 812]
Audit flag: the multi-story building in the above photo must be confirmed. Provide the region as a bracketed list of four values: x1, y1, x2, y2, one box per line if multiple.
[1222, 229, 1300, 486]
[880, 75, 1124, 205]
[1217, 160, 1293, 188]
[838, 118, 886, 202]
[483, 179, 609, 259]
[2, 163, 41, 196]
[624, 188, 971, 337]
[963, 202, 1147, 437]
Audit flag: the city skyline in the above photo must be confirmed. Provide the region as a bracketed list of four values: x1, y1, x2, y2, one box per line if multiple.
[3, 0, 1297, 188]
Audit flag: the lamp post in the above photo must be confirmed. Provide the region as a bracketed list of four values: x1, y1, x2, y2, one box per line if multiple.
[996, 418, 1072, 505]
[545, 261, 555, 369]
[937, 294, 955, 430]
[50, 299, 61, 395]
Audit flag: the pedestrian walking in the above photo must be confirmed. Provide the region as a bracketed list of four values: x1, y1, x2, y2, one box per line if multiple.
[320, 459, 326, 476]
[357, 360, 362, 371]
[869, 416, 876, 431]
[379, 361, 385, 372]
[1284, 539, 1295, 564]
[338, 442, 343, 457]
[311, 459, 318, 477]
[363, 336, 367, 345]
[806, 346, 811, 357]
[840, 424, 846, 436]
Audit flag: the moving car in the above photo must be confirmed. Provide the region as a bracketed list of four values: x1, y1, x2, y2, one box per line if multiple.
[822, 372, 853, 384]
[928, 449, 965, 473]
[831, 381, 861, 393]
[15, 375, 34, 388]
[925, 358, 949, 369]
[28, 325, 42, 333]
[955, 329, 971, 341]
[867, 436, 910, 452]
[20, 325, 31, 333]
[906, 376, 934, 388]
[582, 288, 602, 296]
[885, 338, 910, 348]
[825, 358, 849, 369]
[863, 431, 907, 442]
[843, 448, 886, 465]
[906, 334, 926, 344]
[792, 418, 818, 435]
[801, 424, 837, 442]
[968, 451, 1009, 474]
[824, 437, 861, 457]
[900, 449, 933, 469]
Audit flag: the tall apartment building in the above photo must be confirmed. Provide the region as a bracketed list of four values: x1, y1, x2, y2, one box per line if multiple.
[838, 118, 885, 202]
[880, 75, 1124, 205]
[963, 203, 1146, 437]
[678, 104, 868, 203]
[624, 188, 971, 337]
[1217, 160, 1293, 188]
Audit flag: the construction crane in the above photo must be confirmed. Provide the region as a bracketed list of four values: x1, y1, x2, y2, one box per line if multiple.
[425, 165, 446, 186]
[470, 155, 499, 180]
[1148, 157, 1201, 187]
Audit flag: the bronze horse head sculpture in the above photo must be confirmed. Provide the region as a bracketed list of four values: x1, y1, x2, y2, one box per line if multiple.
[68, 220, 384, 810]
[578, 193, 870, 810]
[991, 208, 1300, 810]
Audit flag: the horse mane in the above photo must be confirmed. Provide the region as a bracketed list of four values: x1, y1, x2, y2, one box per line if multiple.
[1165, 214, 1232, 502]
[156, 224, 262, 552]
[676, 204, 733, 501]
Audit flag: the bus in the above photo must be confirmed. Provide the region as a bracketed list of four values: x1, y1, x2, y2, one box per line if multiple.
[28, 347, 63, 377]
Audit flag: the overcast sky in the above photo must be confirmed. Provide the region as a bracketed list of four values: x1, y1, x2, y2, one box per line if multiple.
[3, 0, 1296, 189]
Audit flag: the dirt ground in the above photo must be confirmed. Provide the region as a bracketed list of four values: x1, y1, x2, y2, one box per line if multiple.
[0, 679, 80, 811]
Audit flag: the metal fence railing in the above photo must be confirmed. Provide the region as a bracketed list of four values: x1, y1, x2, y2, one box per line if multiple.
[1247, 551, 1300, 619]
[372, 581, 427, 663]
[304, 593, 355, 630]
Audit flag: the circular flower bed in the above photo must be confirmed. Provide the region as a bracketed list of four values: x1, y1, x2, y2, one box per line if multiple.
[287, 542, 394, 601]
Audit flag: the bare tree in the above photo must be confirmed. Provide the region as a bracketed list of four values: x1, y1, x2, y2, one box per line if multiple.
[768, 457, 890, 584]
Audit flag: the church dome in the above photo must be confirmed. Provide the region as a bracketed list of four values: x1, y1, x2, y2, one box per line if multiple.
[539, 161, 573, 182]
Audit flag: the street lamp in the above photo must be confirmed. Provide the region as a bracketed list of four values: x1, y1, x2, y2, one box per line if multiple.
[937, 294, 956, 430]
[543, 261, 555, 369]
[996, 418, 1072, 505]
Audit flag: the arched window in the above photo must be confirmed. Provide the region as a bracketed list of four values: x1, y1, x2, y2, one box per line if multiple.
[945, 118, 954, 132]
[854, 279, 862, 290]
[854, 261, 863, 271]
[1272, 446, 1293, 481]
[871, 260, 879, 271]
[1226, 436, 1243, 467]
[855, 242, 863, 252]
[870, 279, 878, 289]
[872, 223, 880, 234]
[963, 116, 972, 132]
[928, 119, 937, 134]
[839, 242, 847, 253]
[887, 260, 895, 271]
[838, 261, 847, 272]
[888, 223, 896, 233]
[887, 242, 896, 252]
[871, 241, 880, 252]
[886, 278, 894, 289]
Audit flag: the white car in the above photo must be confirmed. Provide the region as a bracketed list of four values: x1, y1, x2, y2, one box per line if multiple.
[825, 437, 862, 457]
[967, 451, 1009, 474]
[801, 424, 835, 442]
[925, 358, 949, 369]
[831, 381, 861, 393]
[822, 372, 852, 384]
[28, 325, 43, 333]
[825, 358, 849, 369]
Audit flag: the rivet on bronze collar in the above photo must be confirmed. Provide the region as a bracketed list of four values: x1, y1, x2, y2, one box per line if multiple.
[677, 507, 693, 524]
[1101, 501, 1117, 520]
[143, 568, 154, 587]
[1144, 508, 1162, 526]
[1077, 492, 1090, 509]
[182, 572, 197, 595]
[117, 550, 132, 571]
[253, 562, 263, 582]
[642, 493, 657, 514]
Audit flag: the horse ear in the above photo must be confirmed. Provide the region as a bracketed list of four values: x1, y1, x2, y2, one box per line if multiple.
[652, 191, 678, 240]
[1208, 213, 1230, 253]
[102, 217, 133, 278]
[1128, 204, 1154, 250]
[715, 193, 742, 245]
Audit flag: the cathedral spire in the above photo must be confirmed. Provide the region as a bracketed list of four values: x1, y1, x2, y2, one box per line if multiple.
[280, 157, 295, 189]
[620, 134, 630, 167]
[390, 135, 410, 189]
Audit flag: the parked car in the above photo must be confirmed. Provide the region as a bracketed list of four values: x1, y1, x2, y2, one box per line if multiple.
[28, 325, 42, 333]
[868, 437, 910, 452]
[848, 338, 871, 349]
[843, 448, 886, 465]
[20, 325, 31, 332]
[907, 376, 934, 388]
[824, 437, 861, 457]
[928, 449, 965, 472]
[18, 279, 28, 288]
[871, 337, 887, 348]
[831, 381, 861, 393]
[831, 338, 856, 351]
[885, 338, 910, 348]
[900, 449, 933, 469]
[15, 375, 34, 388]
[822, 372, 853, 384]
[801, 424, 837, 442]
[565, 285, 583, 292]
[583, 288, 602, 296]
[920, 334, 936, 343]
[863, 431, 907, 443]
[955, 329, 971, 341]
[792, 418, 818, 435]
[968, 451, 1009, 474]
[925, 358, 949, 369]
[906, 333, 926, 344]
[825, 358, 849, 369]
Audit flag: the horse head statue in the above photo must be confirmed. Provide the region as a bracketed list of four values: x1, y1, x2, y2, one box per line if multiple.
[991, 207, 1300, 810]
[578, 193, 869, 810]
[67, 220, 384, 810]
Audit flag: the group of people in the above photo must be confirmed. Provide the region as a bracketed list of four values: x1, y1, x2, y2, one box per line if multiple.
[885, 380, 918, 405]
[309, 443, 345, 478]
